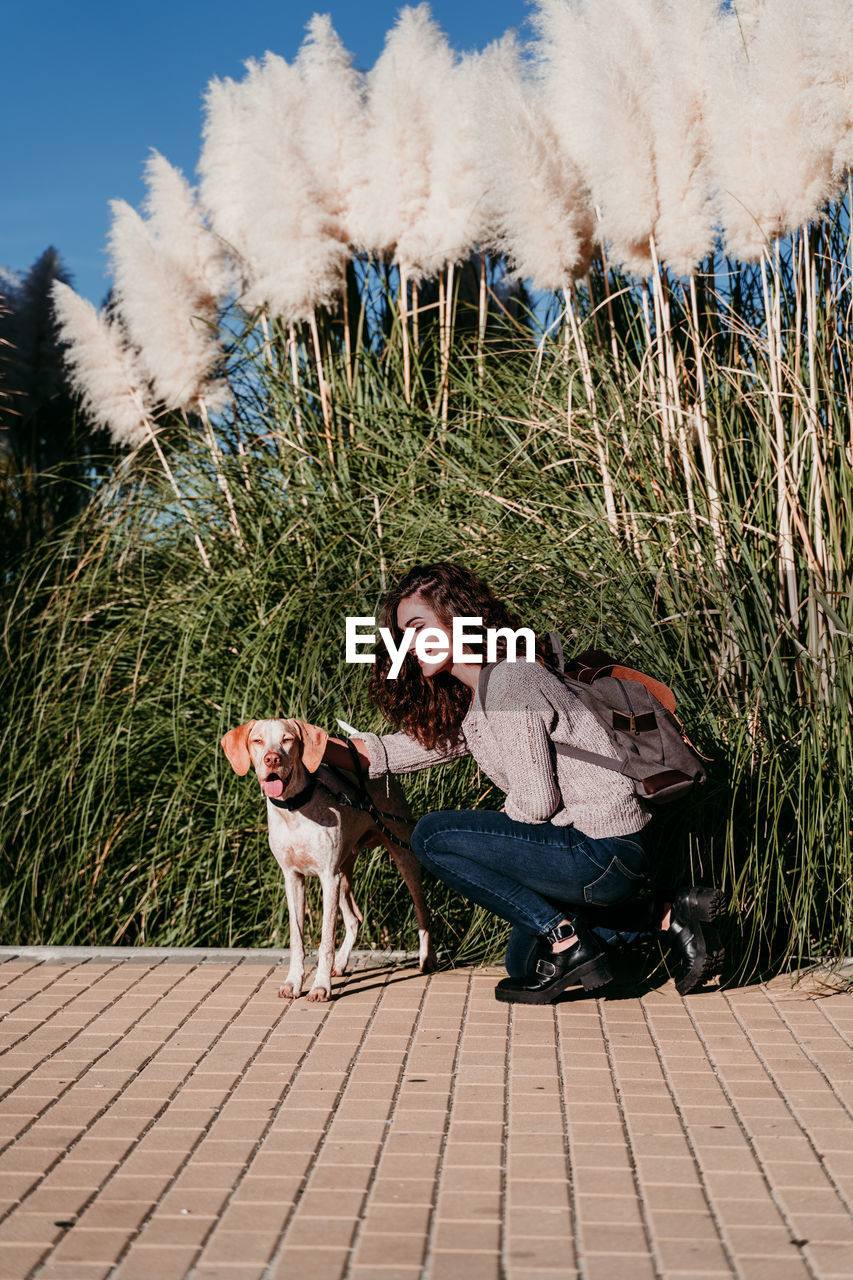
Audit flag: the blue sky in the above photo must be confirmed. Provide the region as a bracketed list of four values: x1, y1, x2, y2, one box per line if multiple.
[3, 0, 531, 305]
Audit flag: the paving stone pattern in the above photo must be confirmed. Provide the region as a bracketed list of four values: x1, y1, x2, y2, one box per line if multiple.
[0, 952, 852, 1280]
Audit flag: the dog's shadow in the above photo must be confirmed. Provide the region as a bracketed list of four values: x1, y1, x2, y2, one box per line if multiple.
[332, 962, 432, 999]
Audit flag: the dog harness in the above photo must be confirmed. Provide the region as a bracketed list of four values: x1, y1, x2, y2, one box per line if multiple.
[268, 737, 411, 848]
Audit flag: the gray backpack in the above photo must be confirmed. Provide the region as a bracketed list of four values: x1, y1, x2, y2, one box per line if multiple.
[478, 636, 708, 806]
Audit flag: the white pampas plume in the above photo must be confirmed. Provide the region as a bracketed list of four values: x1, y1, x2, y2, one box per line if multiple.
[107, 196, 228, 413]
[423, 46, 498, 272]
[644, 0, 717, 275]
[806, 0, 853, 183]
[52, 280, 214, 569]
[295, 14, 366, 246]
[143, 151, 234, 303]
[708, 0, 843, 260]
[199, 49, 349, 321]
[533, 0, 660, 276]
[196, 74, 253, 277]
[51, 281, 155, 447]
[351, 3, 477, 280]
[477, 34, 593, 291]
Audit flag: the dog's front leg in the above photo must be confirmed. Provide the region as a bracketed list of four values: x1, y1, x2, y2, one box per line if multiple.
[279, 868, 306, 1000]
[307, 869, 340, 1003]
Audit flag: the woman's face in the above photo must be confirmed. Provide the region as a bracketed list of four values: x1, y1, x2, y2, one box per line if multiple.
[396, 591, 454, 679]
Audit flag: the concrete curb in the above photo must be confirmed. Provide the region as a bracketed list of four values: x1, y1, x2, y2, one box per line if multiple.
[0, 945, 422, 965]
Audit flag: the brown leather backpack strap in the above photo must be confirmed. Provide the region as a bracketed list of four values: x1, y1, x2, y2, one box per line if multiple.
[607, 666, 677, 715]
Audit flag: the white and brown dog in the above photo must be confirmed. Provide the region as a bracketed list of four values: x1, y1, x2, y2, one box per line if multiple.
[221, 718, 435, 1001]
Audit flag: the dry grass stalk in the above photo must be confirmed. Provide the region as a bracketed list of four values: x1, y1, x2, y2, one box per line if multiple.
[564, 285, 618, 534]
[649, 238, 674, 472]
[286, 323, 304, 444]
[259, 309, 277, 374]
[477, 253, 487, 386]
[687, 273, 725, 569]
[308, 310, 335, 471]
[760, 250, 800, 628]
[341, 285, 353, 393]
[399, 264, 411, 405]
[147, 425, 212, 572]
[198, 401, 246, 552]
[442, 261, 455, 425]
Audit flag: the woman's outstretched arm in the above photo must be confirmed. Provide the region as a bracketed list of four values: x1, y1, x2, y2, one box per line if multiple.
[322, 735, 371, 773]
[323, 728, 469, 778]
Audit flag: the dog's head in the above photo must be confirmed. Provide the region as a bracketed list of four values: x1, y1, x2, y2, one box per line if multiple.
[220, 718, 328, 800]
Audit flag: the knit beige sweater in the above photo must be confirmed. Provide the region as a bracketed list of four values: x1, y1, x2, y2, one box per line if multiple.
[358, 658, 652, 839]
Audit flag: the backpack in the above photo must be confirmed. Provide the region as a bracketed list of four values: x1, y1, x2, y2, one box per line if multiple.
[478, 635, 708, 807]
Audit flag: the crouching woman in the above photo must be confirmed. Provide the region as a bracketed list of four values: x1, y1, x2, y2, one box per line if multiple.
[323, 562, 724, 1004]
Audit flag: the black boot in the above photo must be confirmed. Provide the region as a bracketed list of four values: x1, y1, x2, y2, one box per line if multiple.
[664, 886, 727, 995]
[495, 920, 613, 1005]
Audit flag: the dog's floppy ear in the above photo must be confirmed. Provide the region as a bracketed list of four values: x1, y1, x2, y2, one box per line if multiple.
[220, 720, 257, 776]
[293, 720, 329, 773]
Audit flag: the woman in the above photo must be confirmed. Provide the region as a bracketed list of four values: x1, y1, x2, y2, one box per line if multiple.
[322, 562, 725, 1004]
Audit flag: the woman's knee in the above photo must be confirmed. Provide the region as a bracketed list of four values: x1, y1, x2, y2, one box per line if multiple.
[410, 809, 462, 859]
[410, 814, 431, 858]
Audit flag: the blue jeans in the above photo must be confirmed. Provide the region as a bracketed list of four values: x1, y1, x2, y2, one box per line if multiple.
[410, 808, 659, 978]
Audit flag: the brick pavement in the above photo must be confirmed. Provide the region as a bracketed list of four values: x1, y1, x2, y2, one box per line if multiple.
[0, 950, 851, 1280]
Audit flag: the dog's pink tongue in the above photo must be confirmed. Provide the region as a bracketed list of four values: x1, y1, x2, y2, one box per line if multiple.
[262, 778, 285, 798]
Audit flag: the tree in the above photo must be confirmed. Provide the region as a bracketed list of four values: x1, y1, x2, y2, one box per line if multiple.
[0, 248, 109, 575]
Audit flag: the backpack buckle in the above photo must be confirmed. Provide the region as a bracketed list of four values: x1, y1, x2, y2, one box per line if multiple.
[612, 710, 656, 735]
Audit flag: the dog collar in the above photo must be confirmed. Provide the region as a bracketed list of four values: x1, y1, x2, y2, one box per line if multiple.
[267, 773, 319, 812]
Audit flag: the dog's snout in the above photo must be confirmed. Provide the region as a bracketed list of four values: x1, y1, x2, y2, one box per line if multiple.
[263, 751, 280, 770]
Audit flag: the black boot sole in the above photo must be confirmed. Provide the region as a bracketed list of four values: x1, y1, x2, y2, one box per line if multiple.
[494, 953, 613, 1005]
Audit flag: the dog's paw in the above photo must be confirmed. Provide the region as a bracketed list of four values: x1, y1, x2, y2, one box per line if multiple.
[419, 950, 438, 974]
[278, 982, 301, 1000]
[306, 985, 331, 1003]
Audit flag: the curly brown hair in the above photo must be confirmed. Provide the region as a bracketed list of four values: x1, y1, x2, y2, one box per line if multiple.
[368, 561, 553, 751]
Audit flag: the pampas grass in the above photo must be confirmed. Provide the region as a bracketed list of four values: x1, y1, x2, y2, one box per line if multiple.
[199, 52, 348, 322]
[533, 0, 659, 276]
[350, 4, 457, 279]
[708, 0, 841, 259]
[143, 152, 233, 304]
[645, 0, 717, 274]
[817, 0, 853, 179]
[479, 34, 594, 290]
[107, 198, 228, 414]
[10, 233, 853, 974]
[51, 281, 213, 569]
[295, 14, 366, 254]
[51, 282, 155, 447]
